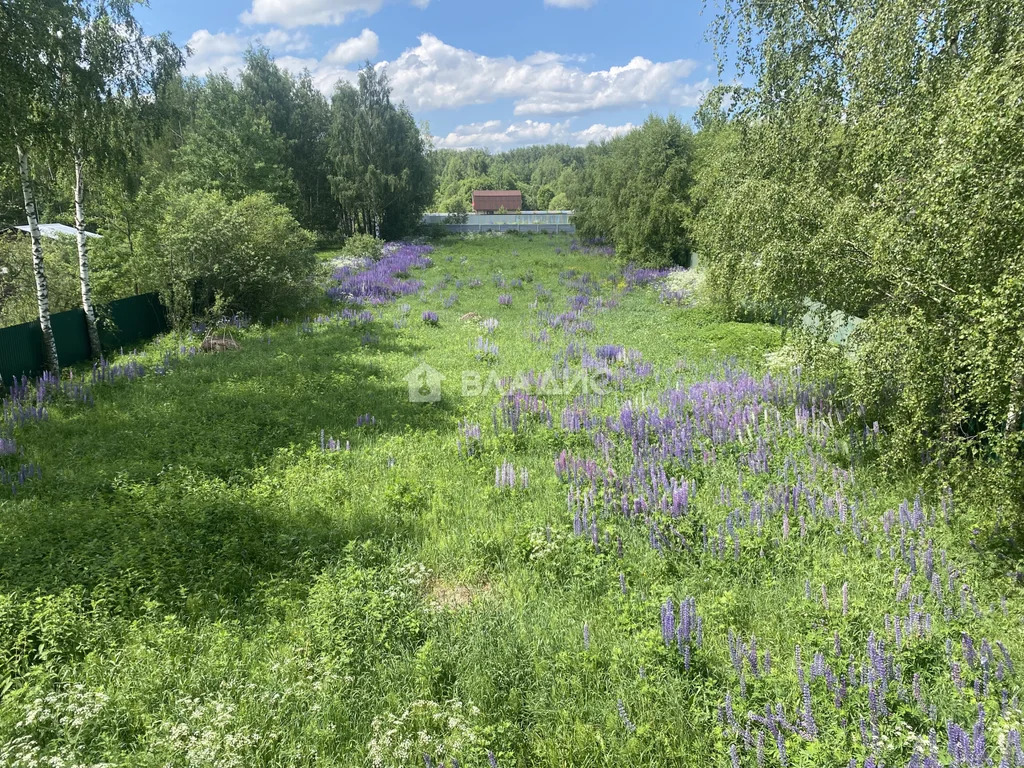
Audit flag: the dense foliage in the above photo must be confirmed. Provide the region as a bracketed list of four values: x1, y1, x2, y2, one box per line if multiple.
[0, 19, 439, 333]
[430, 144, 585, 213]
[573, 116, 696, 268]
[141, 190, 316, 325]
[692, 0, 1024, 487]
[329, 66, 434, 241]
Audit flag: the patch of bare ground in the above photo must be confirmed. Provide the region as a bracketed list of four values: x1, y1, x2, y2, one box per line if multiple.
[428, 580, 491, 610]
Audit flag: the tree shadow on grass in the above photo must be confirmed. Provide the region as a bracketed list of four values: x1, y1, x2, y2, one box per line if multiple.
[0, 317, 461, 625]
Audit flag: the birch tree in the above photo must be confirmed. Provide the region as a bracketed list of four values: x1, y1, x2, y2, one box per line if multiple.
[697, 0, 1024, 483]
[0, 0, 81, 372]
[328, 64, 432, 240]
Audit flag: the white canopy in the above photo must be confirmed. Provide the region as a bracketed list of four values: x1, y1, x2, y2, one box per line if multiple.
[13, 223, 101, 239]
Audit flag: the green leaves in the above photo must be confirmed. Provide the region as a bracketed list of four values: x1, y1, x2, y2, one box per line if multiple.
[573, 116, 697, 268]
[141, 188, 315, 325]
[698, 0, 1024, 485]
[328, 65, 432, 240]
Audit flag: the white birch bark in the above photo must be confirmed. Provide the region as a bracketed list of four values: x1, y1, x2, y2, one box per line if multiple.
[1007, 371, 1022, 434]
[74, 152, 102, 357]
[16, 144, 59, 374]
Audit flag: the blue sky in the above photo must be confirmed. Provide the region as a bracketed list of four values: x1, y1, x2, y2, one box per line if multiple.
[136, 0, 720, 150]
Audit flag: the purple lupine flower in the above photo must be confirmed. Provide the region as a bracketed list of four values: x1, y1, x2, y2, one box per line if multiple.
[801, 682, 818, 739]
[775, 730, 788, 767]
[498, 294, 513, 307]
[811, 651, 825, 678]
[422, 310, 439, 325]
[996, 641, 1015, 674]
[951, 661, 964, 691]
[661, 600, 676, 646]
[356, 413, 376, 427]
[488, 751, 499, 768]
[963, 634, 977, 667]
[475, 336, 499, 359]
[617, 700, 637, 733]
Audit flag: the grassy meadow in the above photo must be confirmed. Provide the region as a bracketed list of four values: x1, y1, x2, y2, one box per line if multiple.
[0, 234, 1020, 767]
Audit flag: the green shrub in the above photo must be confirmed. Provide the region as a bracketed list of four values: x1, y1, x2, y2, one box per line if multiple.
[142, 189, 316, 325]
[340, 232, 384, 261]
[572, 116, 695, 268]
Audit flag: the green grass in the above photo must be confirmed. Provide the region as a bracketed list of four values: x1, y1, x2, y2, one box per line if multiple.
[0, 234, 1019, 768]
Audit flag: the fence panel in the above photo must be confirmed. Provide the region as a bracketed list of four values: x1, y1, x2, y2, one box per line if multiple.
[100, 293, 168, 351]
[422, 211, 576, 234]
[0, 320, 44, 384]
[52, 307, 90, 365]
[0, 292, 168, 383]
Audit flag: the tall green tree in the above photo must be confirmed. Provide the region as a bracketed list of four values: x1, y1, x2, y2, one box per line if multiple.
[170, 74, 296, 206]
[573, 116, 695, 267]
[241, 50, 337, 233]
[328, 64, 432, 240]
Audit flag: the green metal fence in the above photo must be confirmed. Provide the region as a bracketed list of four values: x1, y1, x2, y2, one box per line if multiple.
[0, 292, 168, 383]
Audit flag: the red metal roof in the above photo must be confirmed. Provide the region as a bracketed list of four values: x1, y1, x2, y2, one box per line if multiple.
[472, 190, 522, 212]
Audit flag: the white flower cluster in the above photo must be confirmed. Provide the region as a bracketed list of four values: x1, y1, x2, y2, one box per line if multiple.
[151, 694, 259, 768]
[527, 527, 564, 561]
[400, 561, 433, 589]
[1, 685, 111, 768]
[367, 698, 484, 768]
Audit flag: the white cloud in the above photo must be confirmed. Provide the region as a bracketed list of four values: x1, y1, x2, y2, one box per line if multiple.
[324, 28, 379, 64]
[182, 28, 709, 129]
[571, 121, 637, 144]
[545, 0, 597, 7]
[240, 0, 424, 27]
[381, 34, 706, 115]
[434, 119, 636, 150]
[277, 57, 360, 92]
[257, 28, 311, 52]
[184, 29, 248, 77]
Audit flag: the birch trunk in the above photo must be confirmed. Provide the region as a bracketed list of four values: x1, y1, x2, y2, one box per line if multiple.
[16, 144, 59, 374]
[74, 153, 102, 357]
[1007, 371, 1022, 434]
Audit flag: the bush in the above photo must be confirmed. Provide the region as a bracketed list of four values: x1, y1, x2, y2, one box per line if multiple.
[340, 233, 384, 261]
[142, 189, 316, 326]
